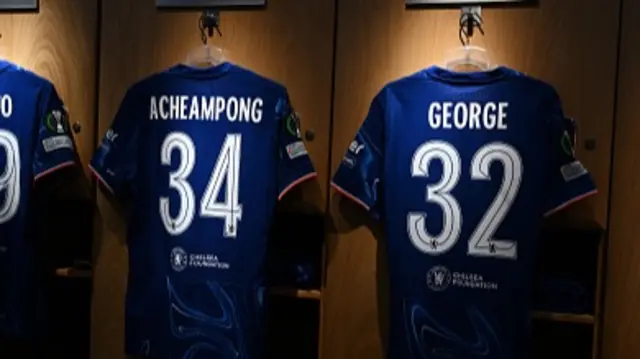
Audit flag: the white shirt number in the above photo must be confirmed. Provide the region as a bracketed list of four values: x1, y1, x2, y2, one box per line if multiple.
[159, 132, 242, 238]
[408, 141, 522, 259]
[0, 129, 20, 224]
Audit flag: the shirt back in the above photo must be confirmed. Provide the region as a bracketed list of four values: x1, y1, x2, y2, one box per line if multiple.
[331, 66, 597, 359]
[0, 60, 77, 338]
[90, 63, 316, 359]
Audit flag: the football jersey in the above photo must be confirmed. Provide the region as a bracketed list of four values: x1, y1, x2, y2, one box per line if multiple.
[89, 62, 316, 359]
[331, 66, 597, 359]
[0, 60, 77, 338]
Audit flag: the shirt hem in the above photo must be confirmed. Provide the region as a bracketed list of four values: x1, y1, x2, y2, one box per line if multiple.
[543, 189, 598, 217]
[330, 181, 371, 212]
[278, 172, 318, 200]
[34, 160, 75, 181]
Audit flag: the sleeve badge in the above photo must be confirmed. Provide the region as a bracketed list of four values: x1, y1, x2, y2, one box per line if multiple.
[561, 130, 575, 157]
[285, 111, 302, 138]
[45, 109, 70, 134]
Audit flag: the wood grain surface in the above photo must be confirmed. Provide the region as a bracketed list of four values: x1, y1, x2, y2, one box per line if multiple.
[0, 0, 98, 170]
[0, 1, 633, 359]
[93, 1, 335, 359]
[322, 1, 619, 358]
[603, 0, 640, 358]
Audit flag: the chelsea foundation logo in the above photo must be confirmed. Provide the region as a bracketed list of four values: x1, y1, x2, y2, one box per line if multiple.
[169, 246, 231, 272]
[170, 247, 188, 272]
[426, 265, 499, 292]
[426, 266, 451, 291]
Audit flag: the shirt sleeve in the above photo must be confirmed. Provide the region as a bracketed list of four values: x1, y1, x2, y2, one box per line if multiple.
[276, 91, 317, 200]
[33, 83, 77, 181]
[330, 91, 385, 219]
[543, 97, 597, 216]
[89, 88, 140, 198]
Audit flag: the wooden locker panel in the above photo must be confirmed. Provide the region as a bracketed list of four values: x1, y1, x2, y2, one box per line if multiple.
[0, 0, 98, 169]
[323, 1, 619, 359]
[93, 1, 335, 359]
[603, 0, 640, 358]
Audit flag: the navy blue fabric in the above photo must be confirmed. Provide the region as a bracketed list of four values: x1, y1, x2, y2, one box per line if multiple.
[332, 66, 597, 359]
[90, 62, 315, 359]
[0, 60, 77, 338]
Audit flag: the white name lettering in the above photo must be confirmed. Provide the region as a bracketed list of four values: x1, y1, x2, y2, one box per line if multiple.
[149, 95, 263, 124]
[428, 101, 508, 130]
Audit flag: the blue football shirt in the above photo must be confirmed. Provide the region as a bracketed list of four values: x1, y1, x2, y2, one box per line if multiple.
[89, 63, 316, 359]
[0, 60, 77, 338]
[331, 66, 597, 359]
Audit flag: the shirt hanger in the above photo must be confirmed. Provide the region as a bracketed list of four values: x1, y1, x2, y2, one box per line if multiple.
[444, 45, 493, 72]
[184, 9, 226, 68]
[443, 7, 494, 72]
[185, 42, 225, 68]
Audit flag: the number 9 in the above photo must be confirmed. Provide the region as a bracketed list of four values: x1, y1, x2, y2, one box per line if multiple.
[0, 129, 20, 224]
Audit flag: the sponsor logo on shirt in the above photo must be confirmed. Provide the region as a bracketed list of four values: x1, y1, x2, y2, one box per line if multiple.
[286, 141, 308, 159]
[343, 140, 364, 167]
[560, 160, 587, 182]
[348, 140, 365, 155]
[426, 265, 498, 292]
[170, 246, 230, 272]
[42, 135, 73, 152]
[99, 129, 118, 153]
[342, 155, 356, 168]
[105, 128, 119, 143]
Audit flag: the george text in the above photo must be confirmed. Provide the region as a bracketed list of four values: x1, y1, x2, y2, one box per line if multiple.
[428, 101, 508, 130]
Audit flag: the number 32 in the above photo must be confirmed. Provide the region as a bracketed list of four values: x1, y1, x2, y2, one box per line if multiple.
[408, 141, 522, 260]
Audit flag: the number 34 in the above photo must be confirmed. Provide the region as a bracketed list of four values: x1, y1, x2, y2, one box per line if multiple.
[160, 132, 242, 238]
[408, 141, 522, 260]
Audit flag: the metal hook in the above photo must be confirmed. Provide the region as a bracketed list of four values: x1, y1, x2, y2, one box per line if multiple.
[459, 6, 484, 46]
[459, 25, 470, 46]
[199, 9, 222, 45]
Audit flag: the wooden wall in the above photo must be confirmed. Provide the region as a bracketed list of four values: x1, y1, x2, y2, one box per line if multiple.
[0, 0, 98, 168]
[91, 1, 335, 359]
[322, 1, 620, 358]
[2, 1, 640, 359]
[603, 0, 640, 358]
